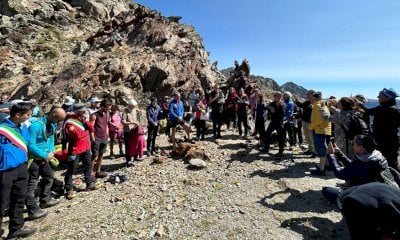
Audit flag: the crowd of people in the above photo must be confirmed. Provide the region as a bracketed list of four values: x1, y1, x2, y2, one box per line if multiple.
[0, 83, 399, 239]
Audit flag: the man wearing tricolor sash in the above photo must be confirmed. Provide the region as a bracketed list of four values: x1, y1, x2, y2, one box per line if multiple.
[0, 102, 36, 239]
[63, 104, 99, 200]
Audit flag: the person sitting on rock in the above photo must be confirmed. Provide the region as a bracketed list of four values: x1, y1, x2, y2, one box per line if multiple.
[169, 92, 192, 151]
[322, 135, 391, 205]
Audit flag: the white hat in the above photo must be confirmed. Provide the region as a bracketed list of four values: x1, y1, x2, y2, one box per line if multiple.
[283, 91, 292, 98]
[128, 99, 138, 106]
[64, 96, 76, 106]
[88, 96, 102, 103]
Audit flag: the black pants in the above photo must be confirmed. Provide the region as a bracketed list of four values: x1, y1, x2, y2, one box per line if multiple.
[212, 110, 223, 137]
[0, 163, 28, 234]
[378, 141, 400, 171]
[295, 120, 303, 144]
[147, 124, 159, 152]
[64, 150, 95, 192]
[124, 132, 131, 162]
[264, 121, 285, 152]
[255, 117, 265, 140]
[283, 121, 296, 146]
[26, 161, 54, 212]
[194, 119, 206, 139]
[237, 110, 248, 136]
[225, 109, 237, 129]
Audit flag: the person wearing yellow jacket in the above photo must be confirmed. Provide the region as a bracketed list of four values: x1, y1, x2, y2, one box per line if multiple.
[309, 91, 332, 175]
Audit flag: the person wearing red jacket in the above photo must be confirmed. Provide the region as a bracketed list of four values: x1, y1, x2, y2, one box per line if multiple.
[63, 104, 98, 199]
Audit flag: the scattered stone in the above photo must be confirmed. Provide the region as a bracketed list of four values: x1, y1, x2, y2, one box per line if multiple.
[188, 158, 207, 169]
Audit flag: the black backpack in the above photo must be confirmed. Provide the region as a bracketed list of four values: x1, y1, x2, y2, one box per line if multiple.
[341, 112, 370, 140]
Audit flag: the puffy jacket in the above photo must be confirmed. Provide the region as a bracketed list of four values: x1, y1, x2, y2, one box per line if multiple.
[327, 149, 388, 186]
[309, 101, 331, 135]
[64, 115, 91, 155]
[28, 116, 57, 159]
[0, 118, 30, 171]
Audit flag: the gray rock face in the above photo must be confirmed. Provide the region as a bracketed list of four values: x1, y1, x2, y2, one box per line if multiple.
[0, 0, 223, 108]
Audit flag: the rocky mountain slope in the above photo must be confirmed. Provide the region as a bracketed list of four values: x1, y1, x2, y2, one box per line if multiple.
[220, 67, 308, 98]
[0, 0, 222, 108]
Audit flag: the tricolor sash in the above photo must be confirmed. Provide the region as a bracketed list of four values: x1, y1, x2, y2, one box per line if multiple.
[65, 119, 85, 131]
[0, 125, 28, 153]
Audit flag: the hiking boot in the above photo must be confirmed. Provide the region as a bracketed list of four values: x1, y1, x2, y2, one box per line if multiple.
[95, 171, 107, 178]
[126, 160, 134, 167]
[40, 198, 60, 209]
[137, 156, 145, 161]
[146, 151, 152, 157]
[66, 190, 76, 200]
[86, 182, 102, 191]
[7, 226, 36, 239]
[28, 208, 48, 220]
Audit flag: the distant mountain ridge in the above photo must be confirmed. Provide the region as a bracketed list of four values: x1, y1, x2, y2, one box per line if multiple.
[219, 67, 308, 98]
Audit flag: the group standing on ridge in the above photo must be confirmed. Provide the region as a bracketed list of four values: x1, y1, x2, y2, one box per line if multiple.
[0, 61, 399, 238]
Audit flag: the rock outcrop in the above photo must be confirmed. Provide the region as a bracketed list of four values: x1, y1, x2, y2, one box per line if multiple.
[0, 0, 223, 109]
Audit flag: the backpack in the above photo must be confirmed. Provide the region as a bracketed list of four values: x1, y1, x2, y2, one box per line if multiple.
[341, 112, 369, 140]
[379, 166, 400, 188]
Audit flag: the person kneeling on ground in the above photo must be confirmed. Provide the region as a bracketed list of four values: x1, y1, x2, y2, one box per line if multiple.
[322, 134, 392, 205]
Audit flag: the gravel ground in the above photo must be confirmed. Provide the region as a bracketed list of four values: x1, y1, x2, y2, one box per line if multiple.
[4, 128, 349, 240]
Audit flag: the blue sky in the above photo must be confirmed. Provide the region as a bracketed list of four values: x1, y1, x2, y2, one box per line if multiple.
[135, 0, 400, 99]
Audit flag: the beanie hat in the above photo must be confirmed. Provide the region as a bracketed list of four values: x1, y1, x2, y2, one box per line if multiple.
[380, 88, 399, 100]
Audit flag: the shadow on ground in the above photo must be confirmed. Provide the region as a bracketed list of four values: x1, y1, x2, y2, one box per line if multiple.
[258, 188, 332, 213]
[281, 216, 349, 240]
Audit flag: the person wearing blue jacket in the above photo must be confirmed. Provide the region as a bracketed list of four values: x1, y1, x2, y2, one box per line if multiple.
[282, 91, 296, 149]
[0, 102, 36, 239]
[168, 92, 192, 150]
[25, 107, 66, 220]
[146, 98, 162, 156]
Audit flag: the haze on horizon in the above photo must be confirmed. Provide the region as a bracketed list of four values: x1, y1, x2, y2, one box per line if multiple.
[135, 0, 400, 99]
